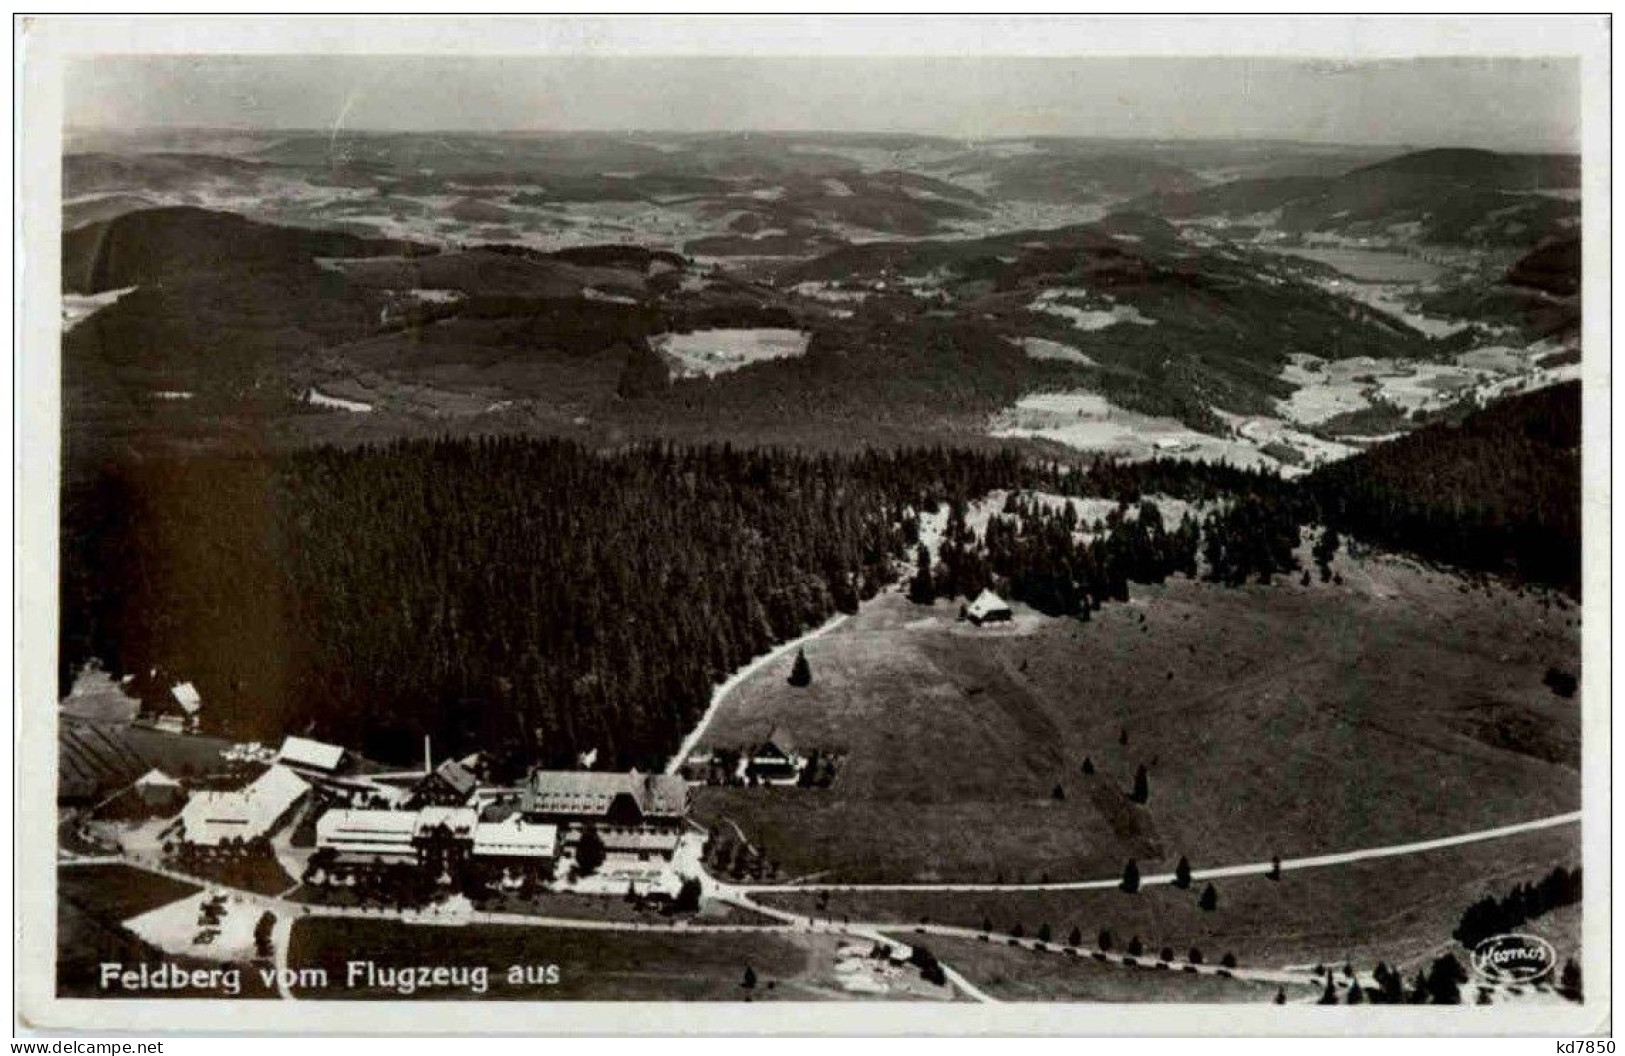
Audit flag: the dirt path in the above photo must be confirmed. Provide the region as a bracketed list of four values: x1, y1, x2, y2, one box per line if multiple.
[664, 611, 851, 775]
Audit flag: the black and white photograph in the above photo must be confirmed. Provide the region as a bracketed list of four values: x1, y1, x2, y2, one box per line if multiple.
[13, 15, 1610, 1035]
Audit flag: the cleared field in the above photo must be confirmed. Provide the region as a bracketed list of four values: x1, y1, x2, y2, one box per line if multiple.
[285, 918, 951, 1001]
[913, 934, 1298, 1003]
[756, 823, 1579, 972]
[1269, 248, 1444, 285]
[990, 391, 1281, 470]
[58, 863, 200, 922]
[692, 551, 1578, 885]
[653, 329, 812, 378]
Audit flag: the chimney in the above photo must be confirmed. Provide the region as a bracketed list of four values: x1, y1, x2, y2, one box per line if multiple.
[424, 735, 432, 776]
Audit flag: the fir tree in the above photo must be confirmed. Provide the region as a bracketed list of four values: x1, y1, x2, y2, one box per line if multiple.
[787, 648, 812, 687]
[576, 824, 606, 876]
[908, 544, 936, 605]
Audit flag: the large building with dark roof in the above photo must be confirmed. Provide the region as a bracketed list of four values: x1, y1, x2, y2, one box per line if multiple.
[520, 770, 689, 861]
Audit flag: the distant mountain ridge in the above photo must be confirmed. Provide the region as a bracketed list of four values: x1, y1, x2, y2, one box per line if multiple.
[1136, 147, 1580, 246]
[62, 206, 435, 293]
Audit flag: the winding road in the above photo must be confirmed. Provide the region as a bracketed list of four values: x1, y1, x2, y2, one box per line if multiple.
[725, 810, 1584, 894]
[62, 806, 1579, 1005]
[664, 611, 851, 775]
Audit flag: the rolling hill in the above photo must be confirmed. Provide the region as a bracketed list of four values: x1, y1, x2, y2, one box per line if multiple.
[62, 206, 433, 293]
[1307, 381, 1581, 594]
[1137, 148, 1580, 247]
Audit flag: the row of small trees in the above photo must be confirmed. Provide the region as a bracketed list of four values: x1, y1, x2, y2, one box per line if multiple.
[986, 919, 1242, 972]
[1453, 865, 1582, 949]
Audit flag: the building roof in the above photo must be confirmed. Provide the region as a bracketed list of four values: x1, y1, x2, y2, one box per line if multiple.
[170, 682, 202, 715]
[277, 735, 346, 772]
[966, 589, 1012, 620]
[329, 851, 420, 869]
[181, 765, 308, 846]
[599, 828, 683, 853]
[412, 806, 477, 839]
[757, 726, 797, 758]
[472, 817, 557, 859]
[317, 809, 419, 857]
[422, 759, 477, 798]
[523, 770, 688, 819]
[134, 768, 182, 789]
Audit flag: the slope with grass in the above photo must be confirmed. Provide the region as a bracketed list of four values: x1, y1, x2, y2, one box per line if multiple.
[283, 917, 944, 1001]
[903, 934, 1296, 1002]
[757, 822, 1578, 972]
[692, 549, 1578, 885]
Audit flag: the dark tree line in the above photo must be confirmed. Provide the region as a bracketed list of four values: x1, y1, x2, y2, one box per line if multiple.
[1306, 381, 1581, 596]
[60, 439, 1052, 775]
[58, 383, 1580, 780]
[918, 493, 1200, 618]
[1453, 866, 1582, 949]
[1201, 493, 1306, 586]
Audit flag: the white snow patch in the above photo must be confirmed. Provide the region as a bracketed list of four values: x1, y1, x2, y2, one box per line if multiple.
[1016, 337, 1096, 366]
[62, 287, 137, 332]
[307, 388, 373, 413]
[652, 329, 812, 378]
[124, 889, 265, 963]
[991, 391, 1288, 472]
[581, 287, 638, 305]
[1028, 289, 1155, 331]
[408, 288, 465, 305]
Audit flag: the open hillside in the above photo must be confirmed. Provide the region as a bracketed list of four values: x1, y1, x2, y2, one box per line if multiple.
[761, 822, 1579, 973]
[691, 546, 1578, 884]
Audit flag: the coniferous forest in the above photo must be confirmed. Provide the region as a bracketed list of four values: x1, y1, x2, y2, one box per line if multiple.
[59, 383, 1581, 773]
[1307, 381, 1582, 596]
[61, 441, 1051, 772]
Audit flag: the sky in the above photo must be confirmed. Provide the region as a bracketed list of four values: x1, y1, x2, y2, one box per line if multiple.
[66, 55, 1581, 152]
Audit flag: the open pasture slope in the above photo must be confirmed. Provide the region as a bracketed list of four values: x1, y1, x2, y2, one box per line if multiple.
[693, 550, 1578, 885]
[757, 822, 1578, 971]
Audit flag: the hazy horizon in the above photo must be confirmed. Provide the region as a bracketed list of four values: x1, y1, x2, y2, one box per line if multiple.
[67, 55, 1581, 153]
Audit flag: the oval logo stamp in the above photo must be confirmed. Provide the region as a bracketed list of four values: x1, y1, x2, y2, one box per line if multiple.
[1470, 934, 1557, 984]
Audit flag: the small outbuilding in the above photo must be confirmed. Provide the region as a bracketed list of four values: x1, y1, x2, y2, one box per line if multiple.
[411, 758, 479, 807]
[170, 682, 202, 717]
[749, 727, 801, 781]
[276, 735, 348, 776]
[133, 768, 186, 812]
[963, 589, 1013, 626]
